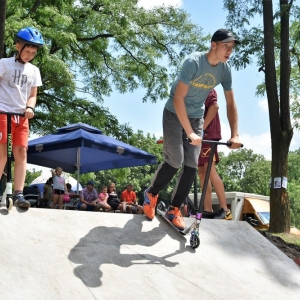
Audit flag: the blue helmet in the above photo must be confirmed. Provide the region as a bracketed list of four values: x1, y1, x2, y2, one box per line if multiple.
[15, 27, 44, 47]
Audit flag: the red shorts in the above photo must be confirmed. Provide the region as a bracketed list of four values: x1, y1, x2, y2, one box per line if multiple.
[0, 114, 29, 147]
[198, 141, 219, 167]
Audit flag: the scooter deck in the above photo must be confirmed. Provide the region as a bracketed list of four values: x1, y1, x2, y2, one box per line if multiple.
[156, 207, 195, 236]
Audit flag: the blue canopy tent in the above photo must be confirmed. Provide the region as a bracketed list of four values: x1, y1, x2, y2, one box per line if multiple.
[27, 123, 157, 190]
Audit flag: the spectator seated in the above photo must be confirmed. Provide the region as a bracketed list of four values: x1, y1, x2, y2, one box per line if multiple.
[23, 186, 40, 207]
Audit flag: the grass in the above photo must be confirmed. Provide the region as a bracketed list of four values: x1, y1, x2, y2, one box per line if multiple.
[272, 232, 300, 246]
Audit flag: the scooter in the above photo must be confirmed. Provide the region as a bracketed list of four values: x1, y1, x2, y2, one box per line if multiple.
[188, 140, 235, 249]
[156, 139, 243, 249]
[0, 112, 24, 210]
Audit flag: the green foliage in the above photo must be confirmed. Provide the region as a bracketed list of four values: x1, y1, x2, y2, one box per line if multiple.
[288, 181, 300, 228]
[287, 148, 300, 182]
[288, 149, 300, 228]
[216, 148, 269, 193]
[240, 160, 271, 195]
[24, 168, 42, 186]
[3, 0, 208, 136]
[223, 0, 300, 123]
[75, 172, 95, 188]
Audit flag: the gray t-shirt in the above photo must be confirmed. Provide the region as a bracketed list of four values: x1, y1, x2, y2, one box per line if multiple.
[165, 52, 232, 118]
[52, 175, 65, 191]
[0, 57, 42, 113]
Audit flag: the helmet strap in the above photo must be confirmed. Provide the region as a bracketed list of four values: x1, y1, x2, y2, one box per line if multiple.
[15, 44, 35, 63]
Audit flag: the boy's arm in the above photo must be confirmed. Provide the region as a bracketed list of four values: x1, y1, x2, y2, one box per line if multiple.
[224, 90, 242, 148]
[173, 81, 202, 145]
[133, 192, 137, 205]
[120, 191, 125, 202]
[25, 87, 37, 119]
[203, 103, 219, 130]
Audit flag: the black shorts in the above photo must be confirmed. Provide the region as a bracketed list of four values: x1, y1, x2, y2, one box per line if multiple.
[53, 189, 65, 195]
[108, 199, 120, 210]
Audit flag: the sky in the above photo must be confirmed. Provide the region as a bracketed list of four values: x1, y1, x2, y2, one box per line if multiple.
[102, 0, 300, 160]
[28, 0, 300, 173]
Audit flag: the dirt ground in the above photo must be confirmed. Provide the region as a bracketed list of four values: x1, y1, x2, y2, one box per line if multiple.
[259, 231, 300, 261]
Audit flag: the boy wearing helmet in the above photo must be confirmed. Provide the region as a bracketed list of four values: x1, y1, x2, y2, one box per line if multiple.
[0, 27, 44, 208]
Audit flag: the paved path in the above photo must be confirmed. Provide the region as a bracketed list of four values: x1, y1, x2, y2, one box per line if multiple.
[0, 208, 299, 300]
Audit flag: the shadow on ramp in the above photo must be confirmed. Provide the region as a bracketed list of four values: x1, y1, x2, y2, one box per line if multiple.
[68, 215, 193, 287]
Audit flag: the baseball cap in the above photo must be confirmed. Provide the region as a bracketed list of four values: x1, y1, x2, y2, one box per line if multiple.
[211, 29, 240, 44]
[87, 180, 95, 186]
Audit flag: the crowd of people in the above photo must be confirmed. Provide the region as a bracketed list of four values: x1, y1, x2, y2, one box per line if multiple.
[40, 171, 143, 215]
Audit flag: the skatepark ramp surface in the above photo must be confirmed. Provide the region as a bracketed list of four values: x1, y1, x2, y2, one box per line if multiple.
[0, 208, 299, 300]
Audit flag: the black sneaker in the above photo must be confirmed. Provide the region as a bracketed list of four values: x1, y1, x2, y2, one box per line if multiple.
[13, 193, 31, 208]
[202, 211, 216, 219]
[213, 208, 232, 220]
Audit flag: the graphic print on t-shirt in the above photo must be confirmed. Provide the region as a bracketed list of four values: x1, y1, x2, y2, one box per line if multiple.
[190, 73, 216, 89]
[9, 69, 31, 90]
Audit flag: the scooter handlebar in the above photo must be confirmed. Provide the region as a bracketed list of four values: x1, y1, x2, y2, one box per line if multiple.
[157, 138, 244, 148]
[0, 111, 25, 117]
[188, 138, 243, 148]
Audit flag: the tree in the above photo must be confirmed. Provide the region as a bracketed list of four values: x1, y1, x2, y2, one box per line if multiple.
[224, 0, 295, 233]
[240, 160, 271, 195]
[0, 0, 6, 58]
[217, 149, 269, 194]
[3, 0, 208, 137]
[24, 168, 42, 186]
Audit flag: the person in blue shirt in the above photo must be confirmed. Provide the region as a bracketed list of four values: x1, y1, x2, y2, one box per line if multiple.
[143, 29, 242, 230]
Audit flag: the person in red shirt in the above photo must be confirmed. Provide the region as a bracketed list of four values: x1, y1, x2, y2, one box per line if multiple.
[121, 183, 143, 214]
[198, 89, 232, 220]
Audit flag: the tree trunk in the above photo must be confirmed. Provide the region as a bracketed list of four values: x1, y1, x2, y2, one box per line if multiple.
[0, 0, 6, 59]
[263, 0, 293, 233]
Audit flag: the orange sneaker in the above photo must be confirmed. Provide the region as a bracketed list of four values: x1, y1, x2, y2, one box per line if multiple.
[165, 206, 185, 230]
[143, 188, 158, 220]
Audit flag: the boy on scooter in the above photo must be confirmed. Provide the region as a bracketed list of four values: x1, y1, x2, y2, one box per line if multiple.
[143, 29, 242, 230]
[0, 27, 44, 208]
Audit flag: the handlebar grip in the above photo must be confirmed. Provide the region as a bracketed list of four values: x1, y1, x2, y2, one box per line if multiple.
[225, 141, 244, 148]
[0, 111, 25, 117]
[187, 138, 243, 148]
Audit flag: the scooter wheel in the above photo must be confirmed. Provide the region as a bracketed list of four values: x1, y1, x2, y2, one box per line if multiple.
[190, 234, 200, 249]
[157, 201, 166, 212]
[6, 197, 13, 211]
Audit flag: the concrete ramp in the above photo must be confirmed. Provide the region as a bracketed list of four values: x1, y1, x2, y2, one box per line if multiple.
[0, 208, 299, 300]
